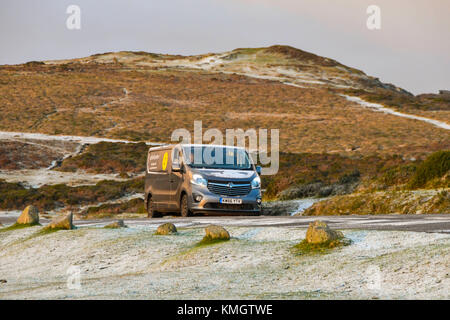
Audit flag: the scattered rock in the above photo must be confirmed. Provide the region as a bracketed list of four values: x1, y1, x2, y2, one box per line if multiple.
[16, 205, 40, 225]
[44, 212, 74, 230]
[0, 279, 7, 284]
[104, 220, 126, 229]
[155, 223, 177, 235]
[305, 220, 343, 244]
[204, 225, 230, 241]
[278, 178, 359, 200]
[294, 221, 349, 253]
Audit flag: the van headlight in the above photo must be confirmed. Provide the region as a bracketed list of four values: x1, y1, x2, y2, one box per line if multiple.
[251, 176, 261, 189]
[191, 174, 207, 187]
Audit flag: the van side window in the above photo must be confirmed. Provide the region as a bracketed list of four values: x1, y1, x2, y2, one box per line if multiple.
[147, 151, 160, 172]
[172, 147, 181, 164]
[147, 150, 170, 173]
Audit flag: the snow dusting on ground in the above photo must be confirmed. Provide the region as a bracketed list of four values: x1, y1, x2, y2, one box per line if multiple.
[341, 95, 450, 130]
[0, 131, 161, 145]
[0, 225, 448, 299]
[0, 169, 130, 188]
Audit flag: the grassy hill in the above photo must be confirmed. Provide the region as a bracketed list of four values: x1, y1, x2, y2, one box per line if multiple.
[0, 45, 449, 215]
[1, 45, 448, 157]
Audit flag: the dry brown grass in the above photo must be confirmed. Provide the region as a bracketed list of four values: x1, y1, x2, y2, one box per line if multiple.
[0, 141, 56, 169]
[0, 62, 448, 159]
[0, 139, 78, 170]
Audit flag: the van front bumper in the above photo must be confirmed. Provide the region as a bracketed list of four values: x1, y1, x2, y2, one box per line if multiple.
[188, 185, 262, 215]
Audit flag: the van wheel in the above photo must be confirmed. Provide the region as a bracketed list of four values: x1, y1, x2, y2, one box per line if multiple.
[180, 194, 191, 217]
[147, 197, 159, 218]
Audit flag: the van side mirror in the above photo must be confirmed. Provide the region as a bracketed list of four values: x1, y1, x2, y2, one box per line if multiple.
[256, 166, 262, 175]
[172, 161, 181, 172]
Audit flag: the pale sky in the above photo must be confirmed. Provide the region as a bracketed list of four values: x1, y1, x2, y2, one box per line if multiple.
[1, 0, 449, 94]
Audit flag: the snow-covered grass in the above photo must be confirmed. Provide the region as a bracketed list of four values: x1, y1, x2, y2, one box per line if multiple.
[0, 225, 448, 299]
[341, 95, 450, 130]
[0, 169, 130, 188]
[0, 131, 161, 186]
[0, 131, 162, 145]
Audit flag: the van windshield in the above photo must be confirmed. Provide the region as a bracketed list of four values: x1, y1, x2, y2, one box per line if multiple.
[182, 146, 252, 170]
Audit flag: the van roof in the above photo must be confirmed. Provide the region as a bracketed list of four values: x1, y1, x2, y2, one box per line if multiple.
[148, 144, 247, 152]
[148, 144, 173, 152]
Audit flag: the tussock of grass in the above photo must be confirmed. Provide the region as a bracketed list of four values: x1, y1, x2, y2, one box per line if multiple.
[38, 226, 73, 235]
[104, 225, 127, 229]
[292, 238, 351, 255]
[33, 225, 77, 238]
[196, 236, 230, 247]
[408, 151, 450, 189]
[0, 222, 40, 232]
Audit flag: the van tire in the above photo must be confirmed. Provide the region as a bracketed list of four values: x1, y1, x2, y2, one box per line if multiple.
[180, 194, 191, 217]
[147, 197, 160, 218]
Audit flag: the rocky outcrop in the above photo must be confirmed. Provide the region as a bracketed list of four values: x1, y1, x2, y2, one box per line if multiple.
[278, 176, 360, 200]
[204, 225, 230, 241]
[262, 200, 301, 216]
[305, 221, 343, 244]
[104, 219, 126, 229]
[16, 205, 40, 225]
[304, 189, 449, 215]
[155, 223, 177, 235]
[44, 212, 74, 230]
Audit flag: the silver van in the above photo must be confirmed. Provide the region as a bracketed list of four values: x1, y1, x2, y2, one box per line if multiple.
[144, 144, 262, 217]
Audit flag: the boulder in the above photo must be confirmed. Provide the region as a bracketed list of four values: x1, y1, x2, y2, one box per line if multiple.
[16, 205, 40, 225]
[44, 212, 74, 230]
[155, 223, 177, 235]
[104, 220, 126, 229]
[204, 225, 230, 241]
[305, 220, 343, 244]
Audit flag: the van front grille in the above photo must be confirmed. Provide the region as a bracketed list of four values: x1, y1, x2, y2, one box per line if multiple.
[207, 181, 251, 196]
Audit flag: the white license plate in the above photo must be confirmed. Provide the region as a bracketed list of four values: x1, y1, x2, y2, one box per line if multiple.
[220, 198, 242, 204]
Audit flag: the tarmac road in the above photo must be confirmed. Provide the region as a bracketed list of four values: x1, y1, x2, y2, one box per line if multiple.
[1, 213, 449, 233]
[70, 214, 450, 234]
